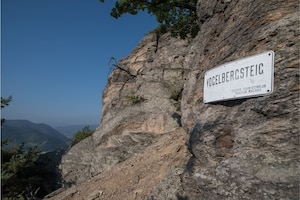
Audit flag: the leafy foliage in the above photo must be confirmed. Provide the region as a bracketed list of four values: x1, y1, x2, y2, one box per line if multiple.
[71, 126, 94, 146]
[125, 93, 146, 105]
[1, 96, 12, 109]
[1, 96, 12, 125]
[1, 142, 54, 199]
[100, 0, 199, 39]
[1, 97, 63, 199]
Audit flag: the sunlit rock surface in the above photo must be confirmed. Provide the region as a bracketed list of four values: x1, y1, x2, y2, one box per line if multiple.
[46, 0, 299, 199]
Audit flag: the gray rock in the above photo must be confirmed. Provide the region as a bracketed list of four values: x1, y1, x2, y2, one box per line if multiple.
[59, 34, 194, 185]
[51, 0, 299, 199]
[180, 0, 300, 199]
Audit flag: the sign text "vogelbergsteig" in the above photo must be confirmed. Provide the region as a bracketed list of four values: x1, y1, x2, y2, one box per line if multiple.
[203, 51, 274, 103]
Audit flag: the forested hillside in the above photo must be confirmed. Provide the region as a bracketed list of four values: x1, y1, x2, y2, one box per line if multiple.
[2, 120, 69, 152]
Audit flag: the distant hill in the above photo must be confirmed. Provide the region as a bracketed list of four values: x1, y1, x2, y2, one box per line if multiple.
[1, 120, 70, 152]
[55, 124, 98, 138]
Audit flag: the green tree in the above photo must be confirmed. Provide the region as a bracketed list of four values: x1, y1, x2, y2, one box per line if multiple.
[1, 143, 47, 199]
[1, 97, 61, 199]
[1, 96, 12, 125]
[1, 96, 12, 109]
[71, 126, 94, 146]
[100, 0, 199, 39]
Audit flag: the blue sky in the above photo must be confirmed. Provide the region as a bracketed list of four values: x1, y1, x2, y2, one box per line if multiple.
[1, 0, 158, 127]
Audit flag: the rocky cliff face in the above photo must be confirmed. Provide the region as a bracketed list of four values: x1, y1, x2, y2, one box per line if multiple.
[180, 0, 299, 199]
[58, 33, 193, 185]
[46, 0, 299, 199]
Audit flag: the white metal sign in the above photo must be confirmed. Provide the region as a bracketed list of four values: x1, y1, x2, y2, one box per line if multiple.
[203, 51, 274, 103]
